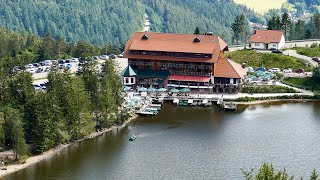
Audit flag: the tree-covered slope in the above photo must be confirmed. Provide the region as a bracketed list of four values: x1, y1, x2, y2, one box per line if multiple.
[144, 0, 262, 43]
[0, 0, 145, 45]
[0, 0, 261, 45]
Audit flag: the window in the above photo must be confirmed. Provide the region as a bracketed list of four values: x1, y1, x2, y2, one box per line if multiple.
[142, 51, 147, 55]
[125, 78, 129, 84]
[131, 78, 134, 84]
[273, 44, 276, 47]
[255, 43, 260, 46]
[195, 54, 202, 58]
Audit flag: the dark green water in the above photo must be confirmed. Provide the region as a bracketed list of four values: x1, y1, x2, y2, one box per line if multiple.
[5, 102, 320, 180]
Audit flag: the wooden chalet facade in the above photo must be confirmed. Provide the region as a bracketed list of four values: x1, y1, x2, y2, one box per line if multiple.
[123, 32, 247, 93]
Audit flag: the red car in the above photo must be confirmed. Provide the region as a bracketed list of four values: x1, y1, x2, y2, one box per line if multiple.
[295, 68, 305, 73]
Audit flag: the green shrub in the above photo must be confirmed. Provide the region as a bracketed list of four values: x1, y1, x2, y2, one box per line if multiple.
[236, 96, 256, 102]
[242, 85, 298, 93]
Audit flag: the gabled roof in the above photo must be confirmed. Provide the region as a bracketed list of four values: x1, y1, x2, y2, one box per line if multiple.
[214, 58, 247, 78]
[121, 65, 136, 77]
[124, 32, 228, 63]
[250, 30, 284, 43]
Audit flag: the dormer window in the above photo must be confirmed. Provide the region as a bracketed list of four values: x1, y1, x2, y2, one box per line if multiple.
[142, 34, 149, 40]
[194, 37, 201, 43]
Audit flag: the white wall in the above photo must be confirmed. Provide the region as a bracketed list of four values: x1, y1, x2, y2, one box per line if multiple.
[267, 43, 278, 49]
[278, 35, 285, 49]
[251, 43, 266, 49]
[123, 77, 135, 85]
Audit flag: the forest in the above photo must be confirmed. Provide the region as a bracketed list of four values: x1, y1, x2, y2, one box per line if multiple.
[0, 0, 262, 45]
[0, 27, 126, 161]
[287, 0, 320, 13]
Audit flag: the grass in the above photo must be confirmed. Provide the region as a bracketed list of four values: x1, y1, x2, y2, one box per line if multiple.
[234, 0, 286, 14]
[282, 77, 320, 92]
[226, 49, 313, 71]
[295, 47, 320, 58]
[242, 85, 298, 93]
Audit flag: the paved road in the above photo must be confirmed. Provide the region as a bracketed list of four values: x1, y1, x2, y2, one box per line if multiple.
[283, 50, 318, 67]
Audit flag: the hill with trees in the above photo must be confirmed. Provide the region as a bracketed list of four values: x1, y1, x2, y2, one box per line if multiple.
[0, 0, 262, 46]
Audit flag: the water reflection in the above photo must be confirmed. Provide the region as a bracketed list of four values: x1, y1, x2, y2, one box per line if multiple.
[5, 102, 320, 180]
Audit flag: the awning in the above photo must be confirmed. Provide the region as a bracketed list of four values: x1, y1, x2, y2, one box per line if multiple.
[168, 75, 211, 82]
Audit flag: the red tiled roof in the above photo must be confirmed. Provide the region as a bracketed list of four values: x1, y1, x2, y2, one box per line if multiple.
[124, 32, 228, 63]
[250, 30, 284, 43]
[169, 75, 211, 82]
[214, 58, 247, 78]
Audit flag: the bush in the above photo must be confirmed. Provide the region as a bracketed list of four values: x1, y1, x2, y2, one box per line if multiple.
[242, 85, 298, 93]
[236, 96, 256, 102]
[283, 77, 320, 91]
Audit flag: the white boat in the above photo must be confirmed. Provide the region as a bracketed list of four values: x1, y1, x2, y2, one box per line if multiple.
[202, 99, 208, 105]
[173, 98, 179, 105]
[149, 104, 161, 110]
[136, 111, 154, 116]
[145, 107, 158, 114]
[187, 99, 193, 104]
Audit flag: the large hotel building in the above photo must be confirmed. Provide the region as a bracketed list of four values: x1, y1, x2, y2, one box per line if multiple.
[122, 32, 247, 93]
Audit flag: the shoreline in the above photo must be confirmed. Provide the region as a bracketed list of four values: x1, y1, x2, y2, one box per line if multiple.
[0, 114, 138, 178]
[234, 99, 320, 105]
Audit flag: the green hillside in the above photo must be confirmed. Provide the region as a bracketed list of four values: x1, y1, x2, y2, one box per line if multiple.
[0, 0, 261, 45]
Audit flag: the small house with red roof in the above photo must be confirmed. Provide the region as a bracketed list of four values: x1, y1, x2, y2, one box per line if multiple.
[250, 30, 285, 50]
[123, 32, 247, 93]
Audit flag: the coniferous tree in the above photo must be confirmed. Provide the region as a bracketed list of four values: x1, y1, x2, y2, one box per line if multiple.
[194, 27, 200, 34]
[281, 13, 291, 38]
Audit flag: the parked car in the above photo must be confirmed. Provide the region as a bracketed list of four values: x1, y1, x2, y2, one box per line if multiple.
[268, 68, 281, 73]
[25, 64, 35, 69]
[26, 68, 36, 74]
[34, 84, 41, 90]
[283, 68, 293, 73]
[109, 54, 116, 59]
[36, 68, 43, 73]
[271, 49, 283, 54]
[52, 60, 58, 65]
[71, 58, 79, 63]
[58, 60, 65, 64]
[270, 48, 277, 51]
[59, 64, 64, 69]
[255, 67, 266, 72]
[65, 63, 72, 69]
[44, 60, 52, 66]
[33, 63, 40, 67]
[44, 66, 51, 72]
[295, 68, 305, 73]
[39, 62, 45, 66]
[65, 59, 71, 63]
[99, 55, 109, 60]
[312, 57, 320, 62]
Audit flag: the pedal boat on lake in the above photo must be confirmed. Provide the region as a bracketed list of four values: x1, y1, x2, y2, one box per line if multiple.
[129, 134, 137, 141]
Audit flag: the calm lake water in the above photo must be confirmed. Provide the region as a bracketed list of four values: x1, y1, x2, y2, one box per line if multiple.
[5, 102, 320, 180]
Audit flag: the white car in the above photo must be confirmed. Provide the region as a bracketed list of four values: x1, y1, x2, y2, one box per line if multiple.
[25, 64, 35, 69]
[283, 68, 293, 73]
[99, 55, 109, 60]
[269, 68, 281, 73]
[26, 68, 36, 74]
[71, 58, 79, 63]
[44, 60, 52, 66]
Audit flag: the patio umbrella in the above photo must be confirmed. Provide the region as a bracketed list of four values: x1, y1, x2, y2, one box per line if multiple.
[123, 86, 131, 92]
[137, 87, 148, 92]
[157, 88, 168, 92]
[170, 88, 180, 93]
[147, 87, 156, 92]
[180, 87, 190, 93]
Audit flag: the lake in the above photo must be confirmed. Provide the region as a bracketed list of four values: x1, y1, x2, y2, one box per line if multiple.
[5, 102, 320, 180]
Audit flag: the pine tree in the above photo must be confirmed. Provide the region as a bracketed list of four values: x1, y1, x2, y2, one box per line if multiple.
[194, 27, 200, 34]
[281, 13, 291, 38]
